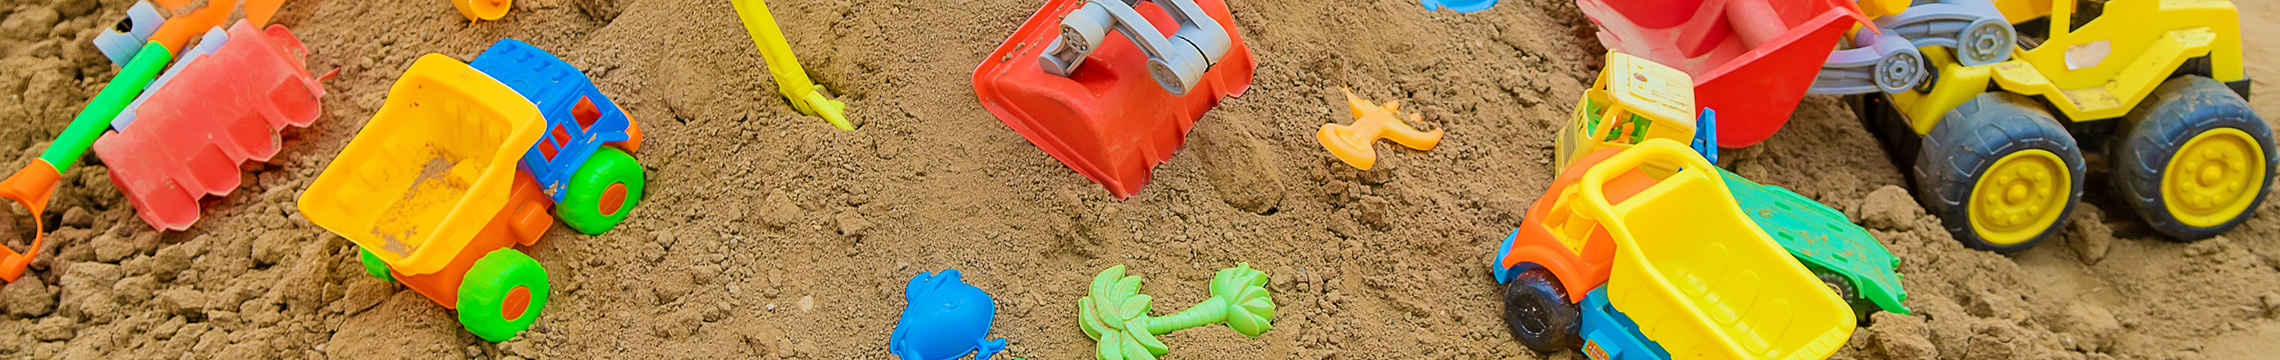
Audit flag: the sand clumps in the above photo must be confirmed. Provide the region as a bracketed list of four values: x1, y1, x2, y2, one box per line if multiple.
[1838, 185, 2080, 360]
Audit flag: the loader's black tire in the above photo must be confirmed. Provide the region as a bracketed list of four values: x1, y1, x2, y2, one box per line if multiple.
[1502, 268, 1578, 354]
[1852, 94, 1924, 174]
[2113, 76, 2277, 241]
[1915, 93, 2085, 253]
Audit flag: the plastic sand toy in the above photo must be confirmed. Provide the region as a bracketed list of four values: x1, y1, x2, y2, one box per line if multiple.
[973, 0, 1257, 199]
[729, 0, 848, 130]
[1489, 140, 1856, 359]
[1318, 88, 1443, 170]
[453, 0, 511, 21]
[1718, 167, 1908, 321]
[0, 30, 179, 282]
[1545, 56, 1912, 320]
[1555, 52, 1716, 172]
[1578, 0, 1877, 148]
[1420, 0, 1498, 13]
[1852, 0, 2271, 252]
[731, 0, 850, 130]
[0, 0, 259, 279]
[94, 21, 328, 232]
[299, 39, 645, 341]
[94, 2, 166, 65]
[1079, 263, 1273, 360]
[891, 269, 1009, 360]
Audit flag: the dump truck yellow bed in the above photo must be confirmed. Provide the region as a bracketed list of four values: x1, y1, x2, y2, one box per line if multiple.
[1575, 141, 1857, 360]
[297, 54, 549, 276]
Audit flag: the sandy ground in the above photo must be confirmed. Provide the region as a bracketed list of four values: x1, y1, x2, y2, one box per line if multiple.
[0, 0, 2274, 359]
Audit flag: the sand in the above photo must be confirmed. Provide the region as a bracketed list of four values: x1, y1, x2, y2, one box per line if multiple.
[0, 0, 2274, 359]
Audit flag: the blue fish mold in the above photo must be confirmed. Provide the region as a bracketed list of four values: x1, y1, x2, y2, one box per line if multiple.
[890, 269, 1009, 360]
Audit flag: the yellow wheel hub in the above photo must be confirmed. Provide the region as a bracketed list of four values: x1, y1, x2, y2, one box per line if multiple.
[1969, 150, 2071, 246]
[2162, 128, 2267, 228]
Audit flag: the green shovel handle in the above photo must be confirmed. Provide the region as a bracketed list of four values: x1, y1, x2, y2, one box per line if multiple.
[40, 43, 171, 173]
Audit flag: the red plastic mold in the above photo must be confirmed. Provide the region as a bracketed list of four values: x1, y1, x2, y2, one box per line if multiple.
[972, 0, 1256, 199]
[1580, 0, 1870, 148]
[93, 21, 326, 231]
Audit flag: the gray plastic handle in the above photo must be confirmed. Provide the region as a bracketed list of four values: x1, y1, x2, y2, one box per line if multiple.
[1811, 0, 2016, 95]
[1039, 0, 1232, 95]
[1812, 30, 1926, 95]
[1872, 0, 2015, 67]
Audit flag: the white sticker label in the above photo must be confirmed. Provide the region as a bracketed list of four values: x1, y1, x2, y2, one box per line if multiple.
[2065, 40, 2112, 70]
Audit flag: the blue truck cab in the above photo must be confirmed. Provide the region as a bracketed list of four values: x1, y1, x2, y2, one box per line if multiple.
[1578, 287, 1670, 360]
[468, 38, 646, 235]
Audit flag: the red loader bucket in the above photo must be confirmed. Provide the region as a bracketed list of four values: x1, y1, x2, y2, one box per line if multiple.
[1580, 0, 1870, 148]
[972, 0, 1256, 199]
[93, 22, 326, 231]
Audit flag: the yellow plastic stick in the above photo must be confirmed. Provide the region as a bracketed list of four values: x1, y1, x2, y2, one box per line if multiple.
[729, 0, 851, 130]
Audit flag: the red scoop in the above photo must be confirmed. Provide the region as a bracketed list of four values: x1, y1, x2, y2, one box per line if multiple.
[1580, 0, 1870, 148]
[972, 0, 1256, 199]
[93, 21, 326, 231]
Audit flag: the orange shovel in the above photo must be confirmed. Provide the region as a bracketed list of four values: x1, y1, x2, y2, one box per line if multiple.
[0, 0, 266, 281]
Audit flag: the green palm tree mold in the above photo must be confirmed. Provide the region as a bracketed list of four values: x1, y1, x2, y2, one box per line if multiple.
[1078, 263, 1276, 360]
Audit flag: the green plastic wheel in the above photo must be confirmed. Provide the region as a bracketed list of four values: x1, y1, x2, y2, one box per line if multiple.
[457, 248, 550, 342]
[557, 147, 645, 235]
[359, 246, 394, 282]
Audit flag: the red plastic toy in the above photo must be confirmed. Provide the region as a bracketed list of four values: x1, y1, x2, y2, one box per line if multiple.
[1579, 0, 1871, 148]
[92, 21, 327, 231]
[972, 0, 1256, 199]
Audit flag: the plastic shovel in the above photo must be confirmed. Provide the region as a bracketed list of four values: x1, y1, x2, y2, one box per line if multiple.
[729, 0, 850, 130]
[0, 43, 171, 282]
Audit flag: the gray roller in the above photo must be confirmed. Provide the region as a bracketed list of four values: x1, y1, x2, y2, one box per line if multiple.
[1038, 0, 1233, 95]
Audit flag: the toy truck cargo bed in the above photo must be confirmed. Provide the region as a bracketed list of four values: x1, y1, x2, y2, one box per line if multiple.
[1578, 142, 1856, 360]
[298, 54, 549, 276]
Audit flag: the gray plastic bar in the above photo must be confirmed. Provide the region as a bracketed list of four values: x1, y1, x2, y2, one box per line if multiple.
[1871, 0, 2015, 66]
[93, 2, 166, 65]
[1812, 30, 1925, 95]
[1039, 0, 1232, 95]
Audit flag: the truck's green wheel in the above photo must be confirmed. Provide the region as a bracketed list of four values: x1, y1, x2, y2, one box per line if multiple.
[1812, 268, 1873, 323]
[358, 246, 394, 282]
[457, 248, 550, 342]
[1916, 93, 2085, 253]
[2114, 76, 2277, 241]
[557, 147, 644, 235]
[1502, 268, 1579, 353]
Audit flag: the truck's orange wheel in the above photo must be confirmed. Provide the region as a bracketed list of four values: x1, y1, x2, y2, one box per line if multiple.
[598, 183, 628, 216]
[502, 286, 532, 321]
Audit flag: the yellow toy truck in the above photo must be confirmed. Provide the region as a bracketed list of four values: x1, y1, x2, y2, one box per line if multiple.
[1494, 140, 1858, 359]
[299, 40, 647, 342]
[1852, 0, 2272, 252]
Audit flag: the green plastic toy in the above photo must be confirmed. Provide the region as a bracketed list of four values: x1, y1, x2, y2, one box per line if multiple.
[1718, 168, 1910, 321]
[0, 43, 169, 282]
[1079, 263, 1274, 360]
